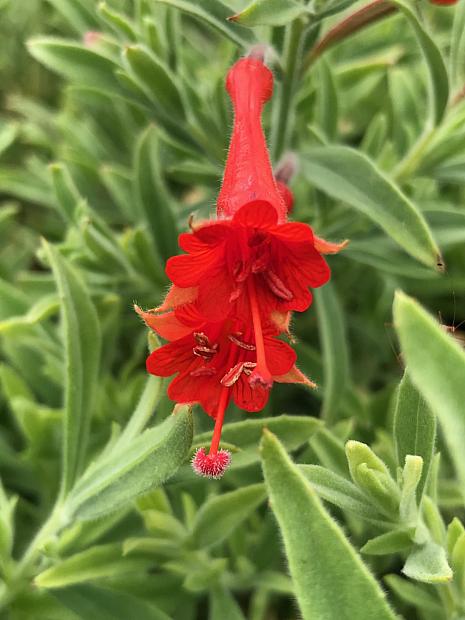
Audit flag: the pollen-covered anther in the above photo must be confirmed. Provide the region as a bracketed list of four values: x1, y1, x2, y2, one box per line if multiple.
[229, 333, 256, 350]
[264, 271, 293, 301]
[221, 361, 256, 387]
[192, 447, 231, 479]
[193, 333, 218, 361]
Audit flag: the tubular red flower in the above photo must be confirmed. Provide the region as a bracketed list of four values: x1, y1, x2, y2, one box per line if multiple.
[136, 54, 347, 479]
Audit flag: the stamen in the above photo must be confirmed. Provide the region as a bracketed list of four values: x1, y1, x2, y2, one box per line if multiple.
[264, 270, 293, 301]
[247, 277, 273, 389]
[221, 362, 246, 387]
[193, 333, 218, 361]
[228, 333, 256, 350]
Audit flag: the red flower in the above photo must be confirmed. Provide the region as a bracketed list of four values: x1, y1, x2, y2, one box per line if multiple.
[136, 52, 347, 479]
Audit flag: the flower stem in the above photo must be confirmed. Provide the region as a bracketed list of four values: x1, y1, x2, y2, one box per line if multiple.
[301, 0, 397, 75]
[271, 18, 305, 161]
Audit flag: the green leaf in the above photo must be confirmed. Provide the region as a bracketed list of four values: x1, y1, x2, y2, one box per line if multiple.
[98, 2, 137, 41]
[123, 46, 184, 118]
[316, 60, 338, 141]
[53, 584, 171, 620]
[392, 0, 449, 125]
[361, 530, 413, 556]
[314, 282, 349, 424]
[43, 241, 101, 494]
[0, 122, 17, 157]
[154, 0, 255, 47]
[261, 431, 398, 620]
[35, 544, 150, 589]
[134, 125, 178, 262]
[302, 147, 441, 269]
[299, 465, 384, 521]
[66, 407, 193, 521]
[393, 291, 465, 491]
[402, 541, 453, 584]
[399, 456, 423, 525]
[450, 0, 465, 89]
[27, 37, 122, 94]
[49, 163, 81, 223]
[447, 517, 465, 556]
[228, 0, 309, 27]
[393, 371, 436, 501]
[190, 484, 266, 549]
[194, 415, 321, 451]
[209, 586, 246, 620]
[384, 574, 443, 614]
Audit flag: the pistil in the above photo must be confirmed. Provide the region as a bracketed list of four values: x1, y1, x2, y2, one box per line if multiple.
[247, 277, 273, 389]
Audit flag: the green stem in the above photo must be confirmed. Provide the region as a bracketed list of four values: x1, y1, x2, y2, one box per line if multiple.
[271, 18, 305, 162]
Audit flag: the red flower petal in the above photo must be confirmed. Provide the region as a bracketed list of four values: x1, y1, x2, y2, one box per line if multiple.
[232, 376, 269, 412]
[264, 336, 296, 376]
[135, 306, 193, 341]
[166, 245, 224, 288]
[272, 221, 314, 244]
[233, 200, 278, 229]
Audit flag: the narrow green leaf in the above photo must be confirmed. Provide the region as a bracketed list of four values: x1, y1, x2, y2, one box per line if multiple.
[384, 574, 443, 613]
[53, 584, 171, 620]
[49, 163, 81, 223]
[361, 530, 413, 556]
[314, 283, 349, 424]
[134, 125, 178, 262]
[35, 544, 150, 589]
[393, 0, 449, 125]
[450, 0, 465, 88]
[394, 372, 436, 502]
[302, 147, 441, 268]
[402, 541, 453, 584]
[261, 431, 398, 620]
[67, 407, 193, 521]
[299, 465, 383, 521]
[123, 45, 184, 118]
[27, 37, 122, 93]
[98, 2, 137, 41]
[115, 375, 165, 450]
[43, 241, 101, 494]
[393, 291, 465, 491]
[399, 456, 423, 525]
[154, 0, 255, 47]
[209, 586, 246, 620]
[228, 0, 309, 27]
[45, 0, 99, 33]
[0, 122, 17, 157]
[194, 415, 321, 450]
[190, 484, 266, 549]
[447, 517, 465, 556]
[316, 60, 338, 141]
